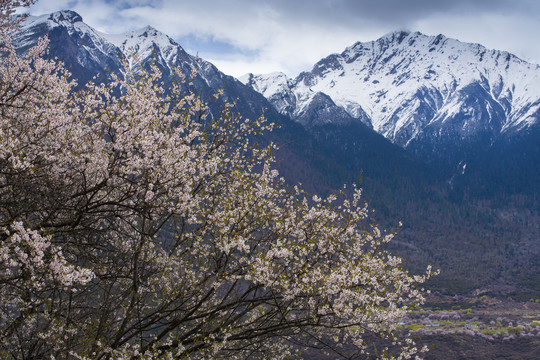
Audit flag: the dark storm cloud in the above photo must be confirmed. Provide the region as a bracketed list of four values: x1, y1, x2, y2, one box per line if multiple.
[249, 0, 534, 27]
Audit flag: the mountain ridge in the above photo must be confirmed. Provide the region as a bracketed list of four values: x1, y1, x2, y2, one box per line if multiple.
[240, 30, 540, 171]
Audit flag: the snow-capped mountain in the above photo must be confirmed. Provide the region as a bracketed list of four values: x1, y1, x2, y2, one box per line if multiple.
[15, 10, 282, 118]
[16, 10, 197, 74]
[102, 25, 191, 70]
[241, 31, 540, 166]
[15, 11, 123, 84]
[16, 12, 540, 185]
[15, 10, 378, 194]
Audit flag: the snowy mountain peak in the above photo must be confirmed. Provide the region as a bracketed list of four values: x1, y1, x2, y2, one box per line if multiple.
[22, 10, 85, 30]
[15, 10, 122, 77]
[16, 9, 234, 97]
[101, 25, 189, 71]
[48, 10, 83, 24]
[18, 9, 190, 73]
[116, 25, 177, 46]
[243, 31, 540, 163]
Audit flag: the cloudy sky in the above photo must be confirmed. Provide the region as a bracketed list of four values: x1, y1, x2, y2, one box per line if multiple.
[27, 0, 540, 78]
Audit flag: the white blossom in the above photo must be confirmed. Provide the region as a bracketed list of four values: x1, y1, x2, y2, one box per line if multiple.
[0, 1, 434, 358]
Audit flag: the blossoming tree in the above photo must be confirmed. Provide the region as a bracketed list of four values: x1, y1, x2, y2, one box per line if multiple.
[0, 1, 434, 358]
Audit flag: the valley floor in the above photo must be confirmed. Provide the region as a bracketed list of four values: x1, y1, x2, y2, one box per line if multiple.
[303, 294, 540, 359]
[408, 294, 540, 359]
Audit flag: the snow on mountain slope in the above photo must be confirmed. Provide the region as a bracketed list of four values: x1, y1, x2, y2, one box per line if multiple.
[19, 11, 112, 52]
[15, 11, 244, 103]
[242, 31, 540, 150]
[15, 10, 122, 73]
[19, 10, 210, 84]
[18, 10, 198, 72]
[100, 25, 198, 73]
[239, 72, 297, 117]
[240, 72, 369, 127]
